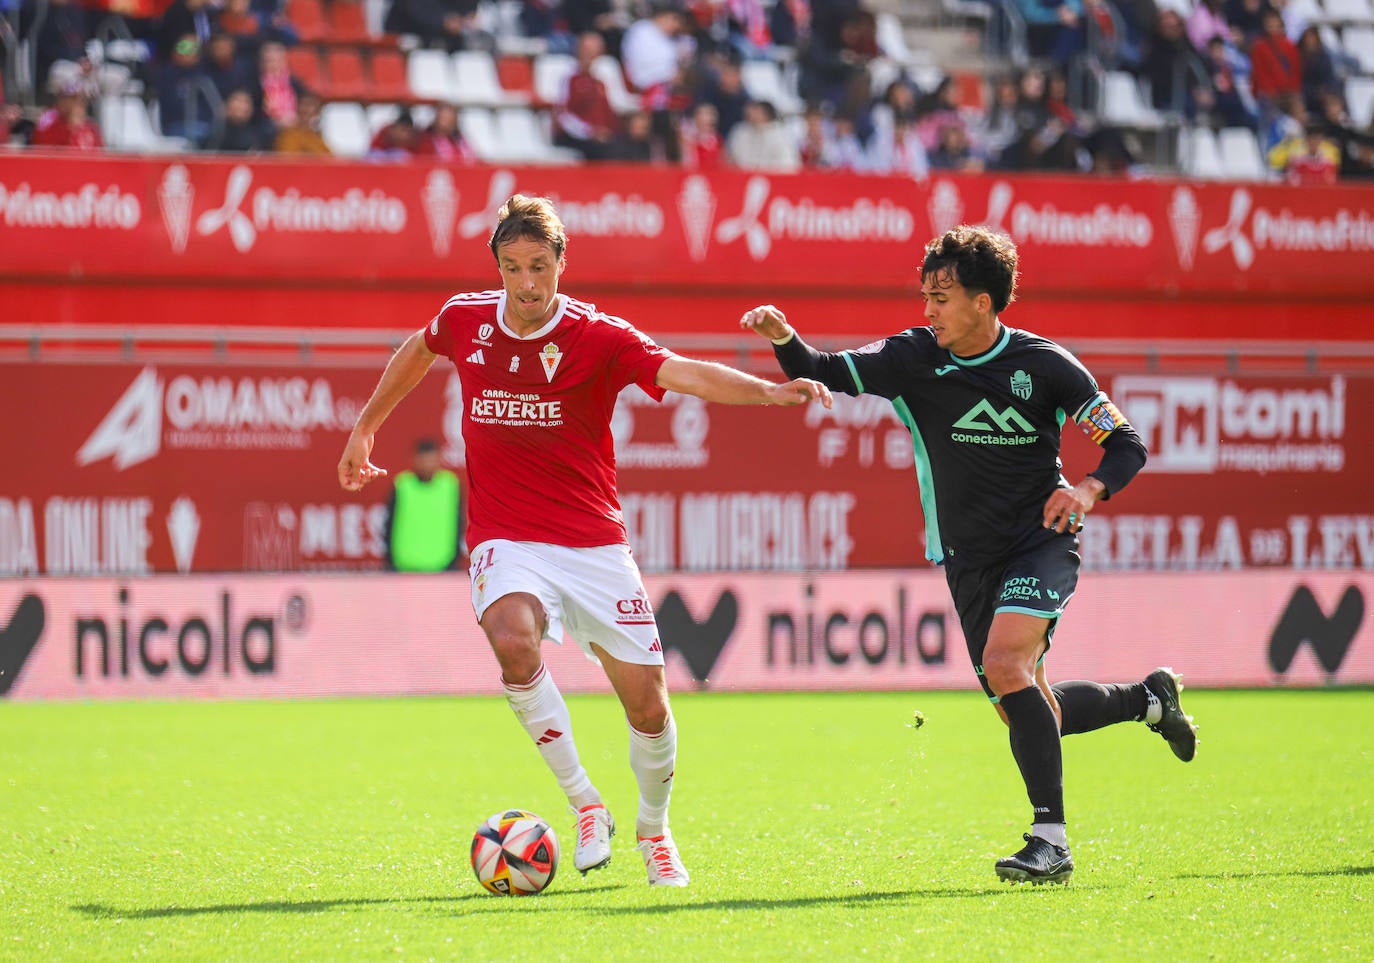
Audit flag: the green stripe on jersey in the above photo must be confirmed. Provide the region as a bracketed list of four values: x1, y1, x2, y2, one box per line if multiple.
[892, 397, 943, 564]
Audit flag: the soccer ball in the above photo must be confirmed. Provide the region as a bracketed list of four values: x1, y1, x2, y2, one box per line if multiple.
[470, 809, 560, 895]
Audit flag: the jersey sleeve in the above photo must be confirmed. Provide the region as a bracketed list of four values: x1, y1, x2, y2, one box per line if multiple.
[1056, 348, 1148, 496]
[774, 332, 917, 400]
[604, 315, 673, 402]
[423, 306, 455, 359]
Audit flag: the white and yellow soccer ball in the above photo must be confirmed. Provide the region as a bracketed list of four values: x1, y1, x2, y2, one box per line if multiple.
[470, 809, 560, 896]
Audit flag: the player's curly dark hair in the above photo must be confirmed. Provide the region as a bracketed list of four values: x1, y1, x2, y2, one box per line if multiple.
[920, 225, 1019, 314]
[489, 194, 568, 260]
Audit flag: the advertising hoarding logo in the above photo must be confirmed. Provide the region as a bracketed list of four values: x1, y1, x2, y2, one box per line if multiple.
[927, 179, 964, 237]
[1168, 185, 1200, 270]
[158, 165, 195, 254]
[77, 366, 362, 471]
[167, 497, 201, 574]
[0, 594, 44, 697]
[677, 175, 716, 262]
[1112, 375, 1346, 473]
[1202, 188, 1255, 269]
[421, 169, 458, 256]
[716, 177, 915, 262]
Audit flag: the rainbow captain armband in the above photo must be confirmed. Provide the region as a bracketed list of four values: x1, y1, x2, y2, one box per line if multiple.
[1074, 392, 1126, 446]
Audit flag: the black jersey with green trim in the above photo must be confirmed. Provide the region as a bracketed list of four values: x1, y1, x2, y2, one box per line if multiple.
[777, 324, 1130, 567]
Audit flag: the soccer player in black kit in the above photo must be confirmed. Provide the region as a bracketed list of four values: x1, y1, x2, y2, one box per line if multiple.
[741, 225, 1199, 885]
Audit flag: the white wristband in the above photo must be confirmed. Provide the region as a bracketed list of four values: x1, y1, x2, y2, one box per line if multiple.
[770, 330, 795, 346]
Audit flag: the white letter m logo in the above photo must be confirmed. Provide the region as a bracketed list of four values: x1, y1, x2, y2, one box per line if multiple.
[953, 399, 1035, 434]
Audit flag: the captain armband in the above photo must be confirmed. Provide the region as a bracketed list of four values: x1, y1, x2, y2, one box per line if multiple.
[1073, 391, 1128, 447]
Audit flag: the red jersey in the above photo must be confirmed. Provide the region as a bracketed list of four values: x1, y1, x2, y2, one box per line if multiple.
[424, 291, 673, 549]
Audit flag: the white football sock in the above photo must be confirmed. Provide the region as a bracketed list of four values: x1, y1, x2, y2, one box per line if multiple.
[1032, 822, 1069, 849]
[503, 664, 599, 810]
[628, 714, 677, 839]
[1143, 688, 1163, 725]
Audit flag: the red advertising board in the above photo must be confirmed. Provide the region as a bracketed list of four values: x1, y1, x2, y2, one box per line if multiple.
[1, 360, 1370, 574]
[2, 154, 1373, 314]
[2, 570, 1370, 701]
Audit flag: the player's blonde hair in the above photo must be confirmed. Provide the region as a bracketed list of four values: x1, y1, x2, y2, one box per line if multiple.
[489, 194, 568, 260]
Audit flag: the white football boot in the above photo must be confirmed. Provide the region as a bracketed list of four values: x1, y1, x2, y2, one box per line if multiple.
[636, 834, 690, 887]
[572, 803, 615, 874]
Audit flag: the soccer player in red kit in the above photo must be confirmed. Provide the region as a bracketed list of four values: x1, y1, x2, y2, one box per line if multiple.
[338, 194, 831, 887]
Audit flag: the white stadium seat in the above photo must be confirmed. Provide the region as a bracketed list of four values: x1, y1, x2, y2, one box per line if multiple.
[320, 101, 370, 157]
[1218, 126, 1269, 181]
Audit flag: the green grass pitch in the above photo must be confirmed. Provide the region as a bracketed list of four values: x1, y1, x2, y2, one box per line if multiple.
[2, 689, 1371, 961]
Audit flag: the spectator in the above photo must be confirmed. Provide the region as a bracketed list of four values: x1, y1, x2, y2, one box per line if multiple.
[870, 114, 930, 179]
[798, 3, 876, 119]
[274, 90, 333, 153]
[415, 102, 476, 161]
[155, 34, 217, 146]
[384, 0, 488, 52]
[695, 49, 749, 138]
[1203, 35, 1258, 128]
[1268, 120, 1339, 183]
[1186, 0, 1231, 57]
[608, 107, 656, 161]
[383, 437, 464, 572]
[978, 73, 1023, 166]
[30, 75, 103, 149]
[929, 119, 985, 171]
[914, 75, 967, 153]
[622, 0, 694, 162]
[1141, 8, 1207, 116]
[158, 0, 216, 60]
[1296, 25, 1338, 115]
[1225, 0, 1272, 48]
[1013, 0, 1086, 64]
[562, 0, 630, 58]
[797, 104, 840, 168]
[24, 0, 91, 95]
[829, 112, 870, 170]
[679, 101, 723, 168]
[210, 86, 275, 150]
[726, 97, 800, 170]
[203, 32, 255, 101]
[552, 30, 620, 161]
[1250, 9, 1301, 111]
[368, 108, 419, 159]
[217, 0, 297, 60]
[254, 40, 306, 129]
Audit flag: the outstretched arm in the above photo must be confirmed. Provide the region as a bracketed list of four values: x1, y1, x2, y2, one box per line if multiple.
[338, 330, 438, 491]
[655, 356, 832, 408]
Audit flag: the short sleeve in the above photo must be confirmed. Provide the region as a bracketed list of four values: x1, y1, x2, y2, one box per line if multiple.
[423, 309, 454, 358]
[603, 315, 674, 402]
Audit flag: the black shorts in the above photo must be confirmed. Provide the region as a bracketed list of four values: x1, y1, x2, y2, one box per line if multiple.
[944, 536, 1081, 702]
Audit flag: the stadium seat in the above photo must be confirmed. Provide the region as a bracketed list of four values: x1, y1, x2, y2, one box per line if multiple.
[101, 95, 187, 152]
[875, 11, 925, 66]
[370, 48, 413, 103]
[532, 52, 576, 106]
[458, 105, 502, 160]
[285, 0, 328, 44]
[590, 54, 639, 113]
[408, 48, 457, 101]
[1217, 126, 1269, 180]
[496, 107, 580, 163]
[497, 54, 534, 100]
[320, 100, 370, 156]
[1100, 70, 1163, 128]
[741, 58, 804, 115]
[1179, 125, 1225, 179]
[1346, 76, 1374, 129]
[452, 50, 526, 105]
[328, 0, 373, 44]
[1342, 25, 1374, 71]
[287, 44, 324, 94]
[323, 46, 368, 101]
[1321, 0, 1374, 24]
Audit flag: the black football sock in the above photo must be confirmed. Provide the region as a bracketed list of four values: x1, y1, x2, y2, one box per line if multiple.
[1000, 685, 1066, 826]
[1052, 680, 1150, 734]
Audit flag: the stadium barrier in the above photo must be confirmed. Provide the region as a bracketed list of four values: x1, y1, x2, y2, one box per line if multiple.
[2, 570, 1370, 701]
[2, 357, 1371, 575]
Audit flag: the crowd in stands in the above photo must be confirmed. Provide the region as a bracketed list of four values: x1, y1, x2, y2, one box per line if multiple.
[2, 0, 1373, 181]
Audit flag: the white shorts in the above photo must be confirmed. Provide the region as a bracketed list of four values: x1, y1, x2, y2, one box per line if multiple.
[468, 539, 663, 666]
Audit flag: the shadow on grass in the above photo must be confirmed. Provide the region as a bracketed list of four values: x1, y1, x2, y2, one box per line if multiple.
[1175, 865, 1374, 881]
[72, 884, 625, 919]
[75, 882, 1074, 922]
